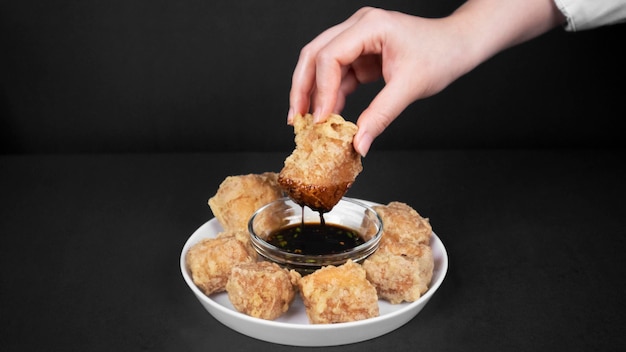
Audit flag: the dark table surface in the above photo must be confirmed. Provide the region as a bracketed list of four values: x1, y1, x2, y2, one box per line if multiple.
[1, 150, 625, 351]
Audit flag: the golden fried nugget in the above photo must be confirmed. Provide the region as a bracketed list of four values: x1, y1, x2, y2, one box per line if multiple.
[208, 172, 283, 232]
[226, 261, 301, 320]
[298, 260, 379, 324]
[216, 230, 258, 260]
[278, 113, 362, 212]
[363, 242, 434, 304]
[373, 201, 432, 247]
[185, 235, 254, 295]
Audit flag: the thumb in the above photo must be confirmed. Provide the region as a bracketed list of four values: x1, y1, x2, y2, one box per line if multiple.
[353, 81, 416, 156]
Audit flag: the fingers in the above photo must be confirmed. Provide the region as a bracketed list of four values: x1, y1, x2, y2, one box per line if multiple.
[288, 7, 381, 124]
[288, 11, 365, 124]
[287, 52, 313, 124]
[311, 10, 388, 123]
[353, 79, 416, 157]
[287, 7, 420, 157]
[333, 68, 359, 114]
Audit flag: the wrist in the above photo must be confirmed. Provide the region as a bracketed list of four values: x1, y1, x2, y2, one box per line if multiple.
[447, 0, 565, 66]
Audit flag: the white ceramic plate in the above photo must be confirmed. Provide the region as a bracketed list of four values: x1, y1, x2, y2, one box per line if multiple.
[180, 200, 448, 347]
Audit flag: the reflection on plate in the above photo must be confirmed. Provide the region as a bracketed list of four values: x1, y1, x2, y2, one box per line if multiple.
[180, 200, 448, 347]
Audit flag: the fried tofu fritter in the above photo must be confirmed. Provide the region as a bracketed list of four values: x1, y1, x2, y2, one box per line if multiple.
[373, 201, 432, 247]
[363, 242, 434, 304]
[298, 260, 379, 324]
[364, 201, 435, 304]
[226, 261, 301, 320]
[278, 113, 362, 212]
[208, 172, 283, 232]
[185, 235, 254, 296]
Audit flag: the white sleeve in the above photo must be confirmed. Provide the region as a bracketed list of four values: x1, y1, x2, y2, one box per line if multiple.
[554, 0, 626, 31]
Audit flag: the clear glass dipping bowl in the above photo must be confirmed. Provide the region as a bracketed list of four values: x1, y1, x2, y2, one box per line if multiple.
[248, 197, 382, 275]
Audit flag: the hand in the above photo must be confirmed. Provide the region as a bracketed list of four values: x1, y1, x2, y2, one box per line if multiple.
[288, 7, 466, 156]
[287, 1, 565, 156]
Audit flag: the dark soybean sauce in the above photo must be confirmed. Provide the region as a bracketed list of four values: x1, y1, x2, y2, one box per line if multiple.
[266, 205, 364, 255]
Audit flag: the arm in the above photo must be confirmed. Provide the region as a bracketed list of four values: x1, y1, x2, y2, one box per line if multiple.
[288, 0, 566, 156]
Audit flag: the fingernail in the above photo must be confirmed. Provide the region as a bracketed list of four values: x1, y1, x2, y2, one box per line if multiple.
[355, 132, 373, 158]
[287, 107, 294, 124]
[313, 108, 322, 123]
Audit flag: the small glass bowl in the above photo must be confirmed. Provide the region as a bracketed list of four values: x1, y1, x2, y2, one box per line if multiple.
[248, 197, 383, 275]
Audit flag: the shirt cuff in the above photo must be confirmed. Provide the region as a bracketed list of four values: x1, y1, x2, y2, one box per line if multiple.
[554, 0, 626, 31]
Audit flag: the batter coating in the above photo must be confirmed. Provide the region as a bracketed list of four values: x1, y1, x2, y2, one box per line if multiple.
[216, 229, 258, 260]
[363, 241, 434, 304]
[208, 172, 283, 232]
[185, 235, 254, 295]
[226, 261, 300, 320]
[278, 113, 362, 212]
[298, 260, 379, 324]
[364, 201, 434, 303]
[373, 201, 432, 247]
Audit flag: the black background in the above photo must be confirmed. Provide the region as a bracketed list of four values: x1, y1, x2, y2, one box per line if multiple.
[2, 2, 626, 351]
[2, 0, 625, 154]
[2, 150, 625, 351]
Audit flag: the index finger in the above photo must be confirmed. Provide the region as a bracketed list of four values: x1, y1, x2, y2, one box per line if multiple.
[311, 9, 387, 122]
[288, 8, 376, 124]
[288, 22, 354, 124]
